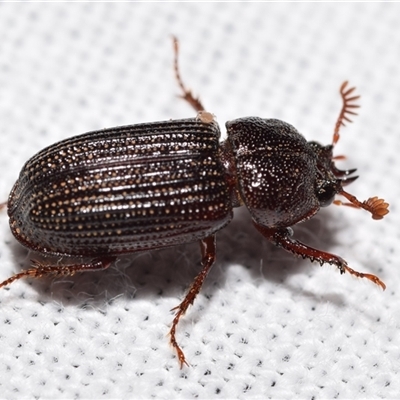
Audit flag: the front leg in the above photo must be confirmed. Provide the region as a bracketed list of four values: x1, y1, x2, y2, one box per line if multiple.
[254, 223, 386, 290]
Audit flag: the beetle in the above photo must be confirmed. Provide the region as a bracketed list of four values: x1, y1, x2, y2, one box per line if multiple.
[0, 38, 389, 367]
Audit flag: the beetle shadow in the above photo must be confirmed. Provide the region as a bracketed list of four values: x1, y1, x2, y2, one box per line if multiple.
[2, 206, 358, 310]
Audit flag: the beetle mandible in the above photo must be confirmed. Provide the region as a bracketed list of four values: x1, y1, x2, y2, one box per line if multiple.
[0, 38, 389, 367]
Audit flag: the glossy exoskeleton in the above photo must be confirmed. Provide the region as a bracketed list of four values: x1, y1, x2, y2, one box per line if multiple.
[0, 38, 389, 367]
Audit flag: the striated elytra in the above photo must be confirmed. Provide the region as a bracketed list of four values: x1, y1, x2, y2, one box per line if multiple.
[8, 119, 232, 256]
[0, 38, 389, 367]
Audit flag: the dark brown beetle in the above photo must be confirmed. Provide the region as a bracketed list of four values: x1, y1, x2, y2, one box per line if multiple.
[0, 38, 389, 367]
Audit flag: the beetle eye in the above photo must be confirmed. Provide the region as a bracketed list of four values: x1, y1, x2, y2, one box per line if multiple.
[317, 181, 339, 207]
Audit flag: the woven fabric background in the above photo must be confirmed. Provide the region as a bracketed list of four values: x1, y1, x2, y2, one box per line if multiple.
[0, 3, 399, 399]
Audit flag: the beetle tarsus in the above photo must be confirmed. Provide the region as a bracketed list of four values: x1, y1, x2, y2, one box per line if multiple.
[342, 264, 386, 290]
[0, 257, 116, 289]
[172, 36, 205, 113]
[169, 235, 216, 368]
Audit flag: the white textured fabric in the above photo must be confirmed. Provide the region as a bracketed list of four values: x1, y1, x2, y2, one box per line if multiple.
[0, 3, 399, 399]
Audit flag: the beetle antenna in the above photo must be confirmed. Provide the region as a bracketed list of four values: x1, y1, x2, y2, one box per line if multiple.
[332, 81, 360, 146]
[172, 36, 205, 112]
[334, 190, 389, 220]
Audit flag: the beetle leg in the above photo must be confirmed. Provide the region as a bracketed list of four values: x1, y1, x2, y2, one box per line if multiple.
[172, 36, 205, 112]
[0, 257, 116, 289]
[169, 234, 216, 368]
[254, 223, 386, 290]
